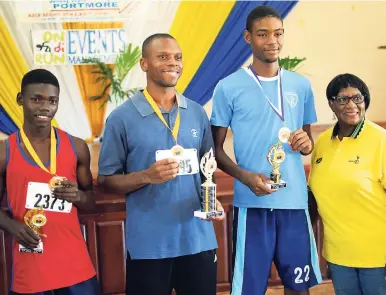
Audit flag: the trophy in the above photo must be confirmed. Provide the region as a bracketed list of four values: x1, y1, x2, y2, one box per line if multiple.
[194, 148, 223, 219]
[20, 207, 47, 253]
[266, 142, 287, 190]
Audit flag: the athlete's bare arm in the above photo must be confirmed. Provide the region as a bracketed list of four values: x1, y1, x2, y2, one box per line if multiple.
[97, 159, 179, 195]
[308, 188, 318, 226]
[288, 124, 314, 156]
[53, 137, 95, 211]
[0, 141, 40, 248]
[211, 126, 274, 197]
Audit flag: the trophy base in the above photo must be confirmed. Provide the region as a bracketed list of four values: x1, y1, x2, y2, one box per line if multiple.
[266, 180, 287, 190]
[194, 210, 223, 219]
[19, 242, 43, 254]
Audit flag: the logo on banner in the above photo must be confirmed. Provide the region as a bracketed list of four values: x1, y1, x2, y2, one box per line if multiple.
[32, 29, 126, 66]
[33, 31, 66, 65]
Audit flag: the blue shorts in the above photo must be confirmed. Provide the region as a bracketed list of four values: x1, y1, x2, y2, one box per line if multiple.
[231, 207, 322, 295]
[10, 276, 101, 295]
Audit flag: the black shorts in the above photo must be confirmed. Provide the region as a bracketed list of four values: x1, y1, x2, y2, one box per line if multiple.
[126, 250, 217, 295]
[10, 276, 101, 295]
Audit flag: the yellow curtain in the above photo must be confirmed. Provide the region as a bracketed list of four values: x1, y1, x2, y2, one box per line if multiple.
[62, 22, 123, 140]
[169, 1, 235, 93]
[0, 16, 26, 128]
[0, 16, 59, 129]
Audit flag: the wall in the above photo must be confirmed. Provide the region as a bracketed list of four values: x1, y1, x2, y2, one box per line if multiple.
[279, 0, 386, 123]
[204, 1, 386, 163]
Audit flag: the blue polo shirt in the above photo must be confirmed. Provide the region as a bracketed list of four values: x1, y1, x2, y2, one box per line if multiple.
[211, 68, 317, 209]
[98, 91, 217, 259]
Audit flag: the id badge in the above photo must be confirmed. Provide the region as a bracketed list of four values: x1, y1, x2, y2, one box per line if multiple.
[156, 148, 199, 176]
[25, 182, 72, 213]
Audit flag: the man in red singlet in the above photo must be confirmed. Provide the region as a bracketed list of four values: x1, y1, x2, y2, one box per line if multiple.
[0, 69, 101, 295]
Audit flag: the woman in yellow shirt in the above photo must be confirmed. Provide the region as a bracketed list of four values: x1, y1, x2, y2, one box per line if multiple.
[309, 73, 385, 295]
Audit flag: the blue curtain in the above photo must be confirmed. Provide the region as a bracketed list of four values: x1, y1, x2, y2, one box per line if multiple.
[183, 1, 298, 106]
[0, 105, 18, 135]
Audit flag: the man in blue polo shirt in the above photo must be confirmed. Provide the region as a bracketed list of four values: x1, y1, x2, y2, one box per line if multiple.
[210, 6, 322, 295]
[97, 33, 224, 295]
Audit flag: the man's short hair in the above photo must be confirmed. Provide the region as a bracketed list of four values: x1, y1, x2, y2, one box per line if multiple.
[142, 33, 175, 57]
[21, 69, 60, 93]
[246, 6, 283, 32]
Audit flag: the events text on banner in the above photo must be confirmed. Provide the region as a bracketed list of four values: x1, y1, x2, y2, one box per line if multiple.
[31, 28, 126, 66]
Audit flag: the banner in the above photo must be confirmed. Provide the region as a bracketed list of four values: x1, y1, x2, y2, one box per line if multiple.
[16, 0, 124, 23]
[31, 29, 126, 65]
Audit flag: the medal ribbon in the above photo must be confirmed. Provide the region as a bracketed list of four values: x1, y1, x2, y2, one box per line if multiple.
[20, 127, 56, 175]
[248, 65, 285, 122]
[143, 88, 180, 144]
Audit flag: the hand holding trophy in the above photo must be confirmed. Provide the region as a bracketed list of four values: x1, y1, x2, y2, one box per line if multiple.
[24, 206, 47, 236]
[265, 127, 290, 190]
[194, 148, 224, 219]
[20, 206, 47, 253]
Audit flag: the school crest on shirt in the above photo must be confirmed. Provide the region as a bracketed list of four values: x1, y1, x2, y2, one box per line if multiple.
[191, 129, 198, 138]
[284, 92, 298, 108]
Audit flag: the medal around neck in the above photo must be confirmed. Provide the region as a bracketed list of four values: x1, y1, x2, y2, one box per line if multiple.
[194, 148, 223, 219]
[171, 144, 184, 157]
[20, 206, 47, 254]
[48, 176, 67, 190]
[266, 142, 287, 190]
[20, 128, 67, 192]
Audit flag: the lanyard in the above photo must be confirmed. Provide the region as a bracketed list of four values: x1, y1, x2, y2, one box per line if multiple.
[143, 88, 180, 144]
[248, 65, 285, 122]
[20, 127, 56, 175]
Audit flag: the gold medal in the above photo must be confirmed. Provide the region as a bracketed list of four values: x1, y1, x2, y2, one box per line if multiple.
[48, 176, 67, 190]
[278, 127, 291, 143]
[171, 144, 184, 157]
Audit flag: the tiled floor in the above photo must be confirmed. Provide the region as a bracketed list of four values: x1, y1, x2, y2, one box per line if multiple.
[265, 283, 335, 295]
[219, 282, 335, 295]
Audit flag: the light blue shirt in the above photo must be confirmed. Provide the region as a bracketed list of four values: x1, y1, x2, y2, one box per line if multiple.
[210, 68, 317, 209]
[98, 91, 217, 259]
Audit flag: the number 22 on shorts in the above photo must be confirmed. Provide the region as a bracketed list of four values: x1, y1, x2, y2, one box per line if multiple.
[294, 265, 310, 284]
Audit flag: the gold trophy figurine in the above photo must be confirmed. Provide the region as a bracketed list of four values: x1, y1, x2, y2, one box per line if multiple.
[21, 207, 47, 254]
[194, 148, 223, 219]
[24, 206, 47, 235]
[266, 142, 287, 190]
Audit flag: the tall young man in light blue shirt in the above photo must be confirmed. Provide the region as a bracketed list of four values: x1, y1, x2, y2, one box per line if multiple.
[211, 6, 322, 295]
[98, 33, 224, 295]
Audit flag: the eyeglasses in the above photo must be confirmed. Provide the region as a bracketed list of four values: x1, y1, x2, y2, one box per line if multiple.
[331, 94, 365, 105]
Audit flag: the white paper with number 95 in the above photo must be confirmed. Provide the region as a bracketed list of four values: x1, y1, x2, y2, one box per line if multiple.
[25, 182, 72, 213]
[156, 148, 199, 176]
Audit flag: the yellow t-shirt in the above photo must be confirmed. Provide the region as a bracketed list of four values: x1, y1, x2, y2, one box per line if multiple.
[309, 120, 386, 267]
